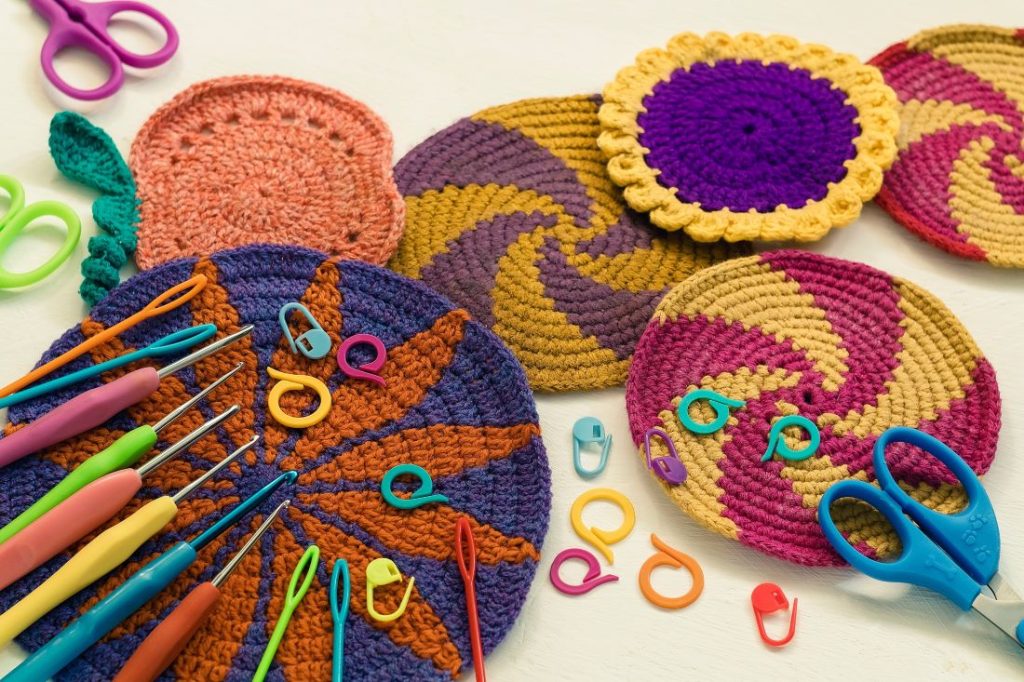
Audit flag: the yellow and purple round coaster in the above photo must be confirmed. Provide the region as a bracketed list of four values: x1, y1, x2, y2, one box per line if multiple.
[870, 25, 1024, 268]
[626, 250, 1001, 566]
[599, 32, 899, 243]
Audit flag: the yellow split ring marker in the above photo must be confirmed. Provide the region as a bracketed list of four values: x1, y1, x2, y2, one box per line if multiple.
[267, 367, 331, 429]
[570, 487, 636, 564]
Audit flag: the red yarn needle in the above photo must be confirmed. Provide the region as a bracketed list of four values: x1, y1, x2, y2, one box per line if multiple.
[455, 516, 486, 682]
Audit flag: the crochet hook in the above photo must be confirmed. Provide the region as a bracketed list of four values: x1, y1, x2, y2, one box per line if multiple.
[4, 471, 297, 682]
[112, 500, 289, 682]
[455, 516, 486, 682]
[0, 437, 253, 647]
[0, 324, 217, 409]
[0, 369, 242, 544]
[0, 325, 252, 469]
[0, 432, 258, 592]
[0, 274, 207, 398]
[254, 544, 321, 682]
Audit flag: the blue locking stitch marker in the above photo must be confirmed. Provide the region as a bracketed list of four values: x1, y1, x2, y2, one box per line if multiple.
[572, 416, 611, 479]
[761, 415, 820, 462]
[677, 389, 746, 435]
[279, 302, 332, 359]
[381, 464, 449, 510]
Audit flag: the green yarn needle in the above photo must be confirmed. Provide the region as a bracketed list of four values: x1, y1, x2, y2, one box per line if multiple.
[253, 544, 321, 682]
[48, 111, 139, 307]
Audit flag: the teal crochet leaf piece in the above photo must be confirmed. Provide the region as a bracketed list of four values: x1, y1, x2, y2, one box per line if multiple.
[48, 111, 140, 307]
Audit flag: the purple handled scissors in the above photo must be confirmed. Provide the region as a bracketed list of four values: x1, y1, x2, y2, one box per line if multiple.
[29, 0, 178, 100]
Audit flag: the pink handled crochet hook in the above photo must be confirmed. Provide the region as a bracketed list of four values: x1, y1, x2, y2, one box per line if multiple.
[0, 326, 252, 470]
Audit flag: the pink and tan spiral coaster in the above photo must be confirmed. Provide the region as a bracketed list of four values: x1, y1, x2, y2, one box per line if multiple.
[626, 250, 1001, 566]
[871, 25, 1024, 267]
[130, 75, 405, 269]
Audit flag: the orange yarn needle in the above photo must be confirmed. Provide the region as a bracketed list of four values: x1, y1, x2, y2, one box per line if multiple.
[0, 275, 207, 399]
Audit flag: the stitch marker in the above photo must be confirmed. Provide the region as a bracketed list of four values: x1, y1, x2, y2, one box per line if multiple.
[572, 417, 612, 479]
[752, 582, 798, 647]
[638, 534, 704, 610]
[279, 302, 332, 359]
[380, 464, 449, 510]
[569, 488, 636, 564]
[337, 333, 387, 385]
[549, 548, 618, 596]
[643, 427, 687, 485]
[267, 367, 332, 429]
[677, 389, 745, 434]
[761, 415, 820, 462]
[366, 558, 414, 623]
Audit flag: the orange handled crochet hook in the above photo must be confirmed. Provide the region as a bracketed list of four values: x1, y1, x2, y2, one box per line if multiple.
[455, 516, 486, 682]
[112, 500, 289, 682]
[0, 274, 207, 398]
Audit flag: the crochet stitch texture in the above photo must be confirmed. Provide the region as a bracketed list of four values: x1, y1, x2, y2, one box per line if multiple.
[0, 245, 549, 681]
[390, 94, 748, 392]
[130, 76, 405, 269]
[871, 25, 1024, 268]
[599, 32, 900, 242]
[625, 250, 1000, 566]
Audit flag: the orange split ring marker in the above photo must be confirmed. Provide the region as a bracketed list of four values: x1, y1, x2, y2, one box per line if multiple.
[638, 533, 704, 609]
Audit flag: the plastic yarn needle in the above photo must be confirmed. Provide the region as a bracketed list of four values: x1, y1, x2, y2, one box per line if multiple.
[0, 437, 253, 647]
[0, 274, 208, 398]
[0, 392, 241, 545]
[455, 516, 486, 682]
[112, 500, 289, 682]
[0, 328, 251, 469]
[330, 559, 351, 682]
[254, 545, 321, 682]
[3, 471, 298, 682]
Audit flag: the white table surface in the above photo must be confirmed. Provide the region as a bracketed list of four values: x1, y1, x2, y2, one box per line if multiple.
[0, 1, 1022, 679]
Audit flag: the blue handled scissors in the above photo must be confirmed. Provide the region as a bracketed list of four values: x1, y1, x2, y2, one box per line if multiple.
[820, 426, 1024, 647]
[28, 0, 179, 101]
[0, 174, 81, 289]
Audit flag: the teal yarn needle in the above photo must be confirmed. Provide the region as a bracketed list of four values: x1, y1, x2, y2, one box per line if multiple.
[331, 558, 351, 682]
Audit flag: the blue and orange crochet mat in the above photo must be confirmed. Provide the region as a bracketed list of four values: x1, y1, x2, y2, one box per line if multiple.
[0, 245, 550, 681]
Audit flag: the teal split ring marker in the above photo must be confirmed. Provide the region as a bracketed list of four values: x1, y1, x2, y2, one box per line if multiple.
[381, 464, 449, 510]
[761, 415, 820, 462]
[677, 389, 746, 434]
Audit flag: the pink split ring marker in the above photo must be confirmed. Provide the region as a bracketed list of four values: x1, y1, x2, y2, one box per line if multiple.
[337, 333, 387, 385]
[549, 548, 618, 596]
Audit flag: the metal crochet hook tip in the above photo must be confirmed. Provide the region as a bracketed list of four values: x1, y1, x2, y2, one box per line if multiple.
[137, 404, 240, 478]
[151, 362, 244, 434]
[172, 436, 258, 504]
[157, 325, 254, 379]
[212, 499, 290, 587]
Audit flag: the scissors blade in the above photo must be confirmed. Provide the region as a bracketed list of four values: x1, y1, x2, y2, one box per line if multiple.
[988, 571, 1024, 602]
[972, 593, 1024, 648]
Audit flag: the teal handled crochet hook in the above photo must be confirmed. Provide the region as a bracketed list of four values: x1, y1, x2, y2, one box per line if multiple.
[4, 471, 298, 682]
[0, 437, 254, 647]
[0, 324, 217, 409]
[0, 368, 242, 545]
[254, 544, 321, 682]
[112, 501, 289, 682]
[0, 324, 253, 470]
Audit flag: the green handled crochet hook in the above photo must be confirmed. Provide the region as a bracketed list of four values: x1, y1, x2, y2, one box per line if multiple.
[253, 544, 321, 682]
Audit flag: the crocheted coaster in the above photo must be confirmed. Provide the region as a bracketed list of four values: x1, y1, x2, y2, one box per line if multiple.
[390, 94, 749, 392]
[49, 77, 405, 306]
[870, 25, 1024, 268]
[0, 245, 549, 681]
[625, 250, 1000, 566]
[599, 32, 900, 242]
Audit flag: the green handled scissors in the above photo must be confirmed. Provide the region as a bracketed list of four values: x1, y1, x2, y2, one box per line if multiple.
[254, 544, 321, 682]
[0, 174, 81, 289]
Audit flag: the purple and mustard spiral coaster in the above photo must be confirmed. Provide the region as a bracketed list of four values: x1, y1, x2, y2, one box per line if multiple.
[0, 244, 550, 681]
[390, 94, 748, 392]
[625, 250, 1001, 567]
[599, 32, 900, 243]
[870, 25, 1024, 268]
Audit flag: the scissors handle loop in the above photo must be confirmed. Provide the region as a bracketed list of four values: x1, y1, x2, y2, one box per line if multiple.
[38, 21, 124, 101]
[0, 200, 81, 289]
[79, 1, 179, 68]
[820, 479, 981, 610]
[873, 427, 1000, 584]
[0, 175, 27, 223]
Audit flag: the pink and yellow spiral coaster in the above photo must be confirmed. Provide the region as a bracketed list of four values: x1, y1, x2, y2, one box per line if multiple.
[871, 25, 1024, 267]
[626, 250, 1001, 566]
[130, 76, 405, 269]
